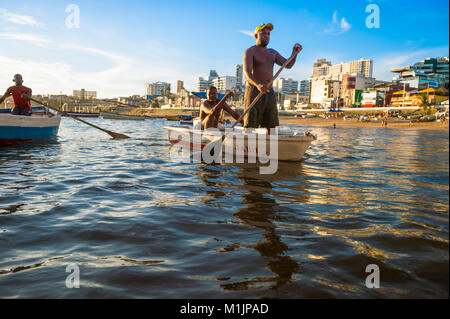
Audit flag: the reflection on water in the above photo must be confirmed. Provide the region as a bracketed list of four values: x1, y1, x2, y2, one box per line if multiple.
[0, 118, 448, 298]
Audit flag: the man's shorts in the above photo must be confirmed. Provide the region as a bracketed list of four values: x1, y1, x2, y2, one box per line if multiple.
[243, 85, 279, 128]
[12, 106, 32, 116]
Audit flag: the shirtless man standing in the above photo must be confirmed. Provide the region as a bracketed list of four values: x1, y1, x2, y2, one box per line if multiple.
[243, 23, 302, 131]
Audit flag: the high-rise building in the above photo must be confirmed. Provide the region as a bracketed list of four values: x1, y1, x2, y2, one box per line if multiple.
[313, 59, 332, 77]
[349, 58, 373, 78]
[177, 80, 184, 96]
[235, 64, 243, 87]
[299, 80, 311, 96]
[195, 77, 212, 92]
[145, 81, 171, 96]
[212, 76, 237, 93]
[412, 57, 449, 88]
[273, 78, 298, 94]
[208, 70, 219, 82]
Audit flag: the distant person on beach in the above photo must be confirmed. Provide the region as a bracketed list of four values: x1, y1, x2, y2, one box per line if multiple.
[200, 86, 242, 129]
[0, 74, 32, 116]
[243, 23, 302, 132]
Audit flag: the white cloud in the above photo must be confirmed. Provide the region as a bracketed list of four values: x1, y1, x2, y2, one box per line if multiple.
[0, 33, 52, 46]
[332, 11, 338, 24]
[0, 35, 198, 97]
[0, 8, 42, 26]
[239, 30, 254, 37]
[322, 11, 351, 34]
[340, 18, 351, 32]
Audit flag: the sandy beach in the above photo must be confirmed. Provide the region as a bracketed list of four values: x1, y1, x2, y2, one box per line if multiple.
[279, 116, 450, 130]
[126, 107, 449, 130]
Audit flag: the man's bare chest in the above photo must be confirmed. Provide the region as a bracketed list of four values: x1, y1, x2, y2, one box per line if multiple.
[253, 50, 276, 66]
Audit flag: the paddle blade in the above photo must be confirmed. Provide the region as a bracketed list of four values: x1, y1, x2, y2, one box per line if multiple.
[109, 132, 130, 139]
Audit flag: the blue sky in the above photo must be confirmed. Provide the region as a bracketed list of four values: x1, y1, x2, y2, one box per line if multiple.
[0, 0, 448, 97]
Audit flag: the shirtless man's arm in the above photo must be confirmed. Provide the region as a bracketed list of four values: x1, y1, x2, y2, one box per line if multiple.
[0, 87, 12, 104]
[274, 43, 302, 68]
[222, 103, 242, 123]
[202, 91, 234, 116]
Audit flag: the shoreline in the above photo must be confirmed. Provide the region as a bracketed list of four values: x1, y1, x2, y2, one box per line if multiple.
[106, 107, 449, 131]
[279, 116, 449, 130]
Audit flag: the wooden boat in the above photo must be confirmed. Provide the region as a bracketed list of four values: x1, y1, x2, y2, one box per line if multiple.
[62, 111, 100, 118]
[101, 111, 145, 120]
[180, 119, 193, 125]
[179, 115, 193, 121]
[163, 126, 316, 162]
[1, 106, 46, 115]
[165, 116, 180, 121]
[0, 113, 61, 147]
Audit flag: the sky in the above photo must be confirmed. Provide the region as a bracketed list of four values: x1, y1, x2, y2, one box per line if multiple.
[0, 0, 448, 98]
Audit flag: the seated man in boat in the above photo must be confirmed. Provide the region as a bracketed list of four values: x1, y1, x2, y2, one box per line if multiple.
[243, 23, 302, 133]
[0, 74, 32, 116]
[200, 86, 242, 129]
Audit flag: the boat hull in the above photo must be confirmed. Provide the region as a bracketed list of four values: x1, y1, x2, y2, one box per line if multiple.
[0, 114, 61, 147]
[164, 126, 316, 162]
[63, 112, 100, 118]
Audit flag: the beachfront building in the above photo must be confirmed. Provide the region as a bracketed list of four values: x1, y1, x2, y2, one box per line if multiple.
[340, 74, 377, 106]
[313, 58, 373, 80]
[363, 82, 411, 107]
[349, 58, 373, 78]
[309, 57, 376, 107]
[273, 78, 298, 95]
[310, 77, 341, 107]
[313, 59, 332, 77]
[145, 81, 171, 96]
[388, 87, 448, 107]
[391, 67, 439, 90]
[413, 57, 449, 88]
[72, 89, 97, 100]
[195, 77, 212, 92]
[391, 57, 449, 90]
[212, 76, 237, 93]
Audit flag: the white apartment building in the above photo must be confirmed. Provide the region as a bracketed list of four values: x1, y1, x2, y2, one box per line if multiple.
[310, 77, 341, 106]
[212, 76, 237, 93]
[195, 77, 212, 92]
[145, 82, 171, 96]
[349, 58, 373, 78]
[313, 58, 373, 80]
[273, 77, 298, 94]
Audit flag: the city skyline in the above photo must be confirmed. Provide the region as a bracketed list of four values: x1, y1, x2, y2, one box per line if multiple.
[0, 0, 448, 98]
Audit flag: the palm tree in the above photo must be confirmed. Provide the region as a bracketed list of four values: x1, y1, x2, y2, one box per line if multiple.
[419, 93, 432, 115]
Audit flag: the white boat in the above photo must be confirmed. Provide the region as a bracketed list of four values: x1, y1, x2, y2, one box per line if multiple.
[163, 125, 317, 162]
[0, 113, 61, 147]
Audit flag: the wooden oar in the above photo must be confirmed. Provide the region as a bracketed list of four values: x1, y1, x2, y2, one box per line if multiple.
[201, 51, 299, 160]
[31, 98, 130, 139]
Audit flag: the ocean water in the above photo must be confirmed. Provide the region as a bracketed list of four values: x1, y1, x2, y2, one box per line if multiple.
[0, 117, 448, 298]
